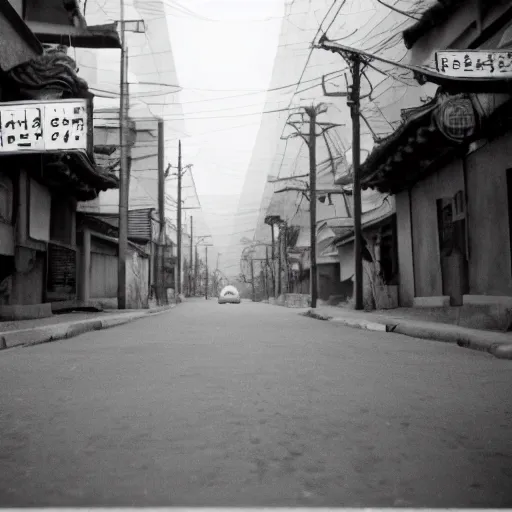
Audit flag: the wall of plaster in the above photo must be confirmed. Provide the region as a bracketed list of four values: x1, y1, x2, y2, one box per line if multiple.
[395, 190, 414, 306]
[410, 159, 464, 297]
[466, 132, 512, 296]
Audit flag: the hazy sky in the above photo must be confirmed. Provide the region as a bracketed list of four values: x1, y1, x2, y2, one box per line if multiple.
[165, 0, 285, 247]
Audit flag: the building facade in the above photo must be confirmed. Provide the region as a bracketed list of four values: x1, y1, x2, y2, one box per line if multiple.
[0, 0, 119, 319]
[358, 0, 512, 326]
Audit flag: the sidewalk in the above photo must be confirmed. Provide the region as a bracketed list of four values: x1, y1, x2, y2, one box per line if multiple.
[0, 304, 176, 350]
[296, 304, 512, 360]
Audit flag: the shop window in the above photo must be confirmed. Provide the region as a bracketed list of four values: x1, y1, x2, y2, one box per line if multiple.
[437, 192, 467, 260]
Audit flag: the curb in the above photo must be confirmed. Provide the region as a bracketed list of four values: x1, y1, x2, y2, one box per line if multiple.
[330, 317, 387, 332]
[0, 304, 176, 350]
[301, 309, 512, 360]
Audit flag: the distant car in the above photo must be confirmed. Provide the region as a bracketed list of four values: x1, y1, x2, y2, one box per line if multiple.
[218, 285, 241, 304]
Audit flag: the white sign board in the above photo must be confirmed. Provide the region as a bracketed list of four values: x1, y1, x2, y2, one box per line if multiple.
[436, 50, 512, 78]
[0, 100, 88, 153]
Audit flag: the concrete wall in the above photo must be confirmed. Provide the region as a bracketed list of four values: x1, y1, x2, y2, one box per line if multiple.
[126, 249, 149, 309]
[466, 133, 512, 296]
[28, 179, 51, 242]
[410, 159, 464, 297]
[395, 190, 414, 306]
[339, 243, 354, 282]
[9, 247, 45, 305]
[89, 237, 117, 299]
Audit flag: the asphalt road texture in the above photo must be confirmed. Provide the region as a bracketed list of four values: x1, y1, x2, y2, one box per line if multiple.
[1, 299, 511, 506]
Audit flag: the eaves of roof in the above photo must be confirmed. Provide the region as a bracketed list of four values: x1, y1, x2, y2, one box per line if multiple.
[346, 89, 512, 195]
[334, 210, 395, 248]
[335, 98, 439, 190]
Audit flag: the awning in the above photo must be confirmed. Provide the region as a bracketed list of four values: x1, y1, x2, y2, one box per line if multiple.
[28, 21, 121, 49]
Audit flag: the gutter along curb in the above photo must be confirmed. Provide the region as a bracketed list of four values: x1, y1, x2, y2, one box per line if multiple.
[0, 305, 175, 350]
[301, 309, 512, 360]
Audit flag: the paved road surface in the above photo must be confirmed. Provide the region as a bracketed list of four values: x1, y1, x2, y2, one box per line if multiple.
[1, 299, 511, 507]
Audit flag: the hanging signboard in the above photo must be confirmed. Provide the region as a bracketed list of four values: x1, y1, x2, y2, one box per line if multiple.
[0, 99, 88, 153]
[436, 50, 512, 78]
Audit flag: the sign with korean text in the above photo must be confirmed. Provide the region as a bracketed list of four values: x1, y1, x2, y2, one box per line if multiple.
[436, 50, 512, 79]
[0, 100, 88, 153]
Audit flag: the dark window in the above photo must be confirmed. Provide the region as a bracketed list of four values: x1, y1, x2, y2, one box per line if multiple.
[379, 218, 399, 285]
[437, 198, 454, 257]
[50, 195, 73, 245]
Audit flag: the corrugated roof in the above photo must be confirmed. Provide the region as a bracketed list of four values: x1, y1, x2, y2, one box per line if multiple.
[91, 208, 155, 242]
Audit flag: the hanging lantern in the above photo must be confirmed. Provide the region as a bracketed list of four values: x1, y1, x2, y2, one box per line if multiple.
[435, 95, 478, 143]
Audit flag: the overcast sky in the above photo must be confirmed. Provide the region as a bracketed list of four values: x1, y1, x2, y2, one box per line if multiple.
[165, 0, 285, 256]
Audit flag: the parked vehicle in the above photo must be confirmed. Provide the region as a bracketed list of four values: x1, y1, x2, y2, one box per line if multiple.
[218, 285, 241, 304]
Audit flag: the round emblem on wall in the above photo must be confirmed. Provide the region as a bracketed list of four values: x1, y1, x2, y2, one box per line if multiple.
[435, 96, 477, 142]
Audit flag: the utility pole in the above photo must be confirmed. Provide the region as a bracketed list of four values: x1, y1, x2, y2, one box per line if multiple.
[351, 55, 363, 310]
[250, 256, 255, 302]
[280, 104, 338, 309]
[307, 106, 318, 309]
[176, 141, 182, 296]
[265, 246, 270, 300]
[157, 119, 166, 305]
[189, 216, 193, 297]
[117, 1, 128, 310]
[318, 39, 364, 311]
[194, 244, 198, 296]
[205, 246, 209, 300]
[277, 225, 282, 297]
[270, 223, 276, 297]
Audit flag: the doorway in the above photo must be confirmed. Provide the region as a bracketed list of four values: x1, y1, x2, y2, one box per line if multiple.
[436, 191, 469, 306]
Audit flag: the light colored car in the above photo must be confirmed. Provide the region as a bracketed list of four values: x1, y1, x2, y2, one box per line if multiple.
[218, 285, 241, 304]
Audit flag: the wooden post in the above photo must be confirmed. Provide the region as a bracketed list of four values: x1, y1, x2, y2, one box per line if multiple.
[79, 228, 91, 303]
[308, 107, 318, 309]
[117, 4, 128, 310]
[250, 256, 255, 302]
[157, 119, 165, 305]
[351, 55, 363, 310]
[189, 216, 193, 296]
[176, 141, 182, 296]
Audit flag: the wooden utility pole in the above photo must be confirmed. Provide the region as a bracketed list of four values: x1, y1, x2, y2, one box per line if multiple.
[319, 37, 371, 310]
[157, 119, 166, 305]
[265, 246, 270, 300]
[306, 107, 318, 309]
[250, 256, 255, 302]
[189, 215, 193, 296]
[277, 226, 282, 297]
[351, 55, 363, 310]
[270, 224, 276, 297]
[117, 2, 128, 310]
[280, 104, 337, 309]
[176, 140, 182, 296]
[194, 244, 198, 296]
[205, 246, 209, 300]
